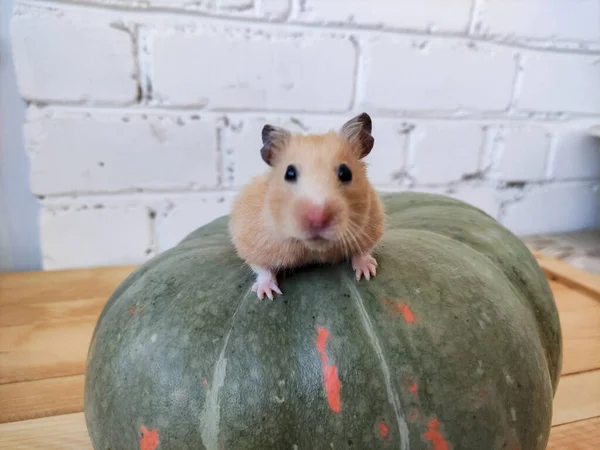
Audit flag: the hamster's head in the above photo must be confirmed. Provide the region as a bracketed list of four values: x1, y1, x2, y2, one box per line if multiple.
[261, 113, 376, 252]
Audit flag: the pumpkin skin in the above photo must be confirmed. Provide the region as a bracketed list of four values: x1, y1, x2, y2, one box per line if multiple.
[84, 192, 562, 450]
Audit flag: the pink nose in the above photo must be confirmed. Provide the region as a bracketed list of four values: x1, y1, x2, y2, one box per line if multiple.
[305, 205, 332, 231]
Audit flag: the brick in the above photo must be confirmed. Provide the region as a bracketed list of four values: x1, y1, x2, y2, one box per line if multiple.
[517, 53, 600, 114]
[364, 120, 409, 185]
[476, 0, 600, 43]
[362, 38, 516, 112]
[448, 187, 503, 218]
[295, 0, 472, 32]
[156, 194, 234, 251]
[410, 122, 485, 184]
[221, 115, 407, 187]
[11, 3, 137, 104]
[152, 29, 355, 110]
[490, 125, 550, 181]
[75, 0, 288, 19]
[258, 0, 291, 20]
[25, 109, 218, 196]
[214, 0, 254, 10]
[552, 128, 600, 180]
[40, 201, 152, 270]
[501, 183, 600, 235]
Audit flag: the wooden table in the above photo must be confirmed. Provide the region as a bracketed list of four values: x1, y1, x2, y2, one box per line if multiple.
[0, 254, 599, 449]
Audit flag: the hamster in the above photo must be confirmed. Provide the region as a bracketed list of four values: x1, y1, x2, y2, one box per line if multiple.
[229, 112, 385, 300]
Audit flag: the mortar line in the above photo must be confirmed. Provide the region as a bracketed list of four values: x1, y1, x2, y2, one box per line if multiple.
[467, 0, 484, 36]
[507, 53, 525, 113]
[35, 178, 600, 206]
[22, 0, 600, 56]
[348, 35, 365, 112]
[136, 26, 155, 104]
[23, 103, 600, 124]
[544, 131, 559, 180]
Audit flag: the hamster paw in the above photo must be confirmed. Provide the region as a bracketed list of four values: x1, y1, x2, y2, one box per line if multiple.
[250, 266, 282, 300]
[352, 253, 378, 281]
[252, 280, 282, 301]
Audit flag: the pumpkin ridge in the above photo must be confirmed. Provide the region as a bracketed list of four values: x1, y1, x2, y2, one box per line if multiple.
[200, 286, 253, 450]
[385, 227, 554, 371]
[345, 276, 410, 450]
[388, 227, 542, 311]
[84, 192, 562, 449]
[382, 201, 561, 392]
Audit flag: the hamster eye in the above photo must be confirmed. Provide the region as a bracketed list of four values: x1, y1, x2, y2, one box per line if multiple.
[284, 164, 298, 183]
[337, 164, 352, 183]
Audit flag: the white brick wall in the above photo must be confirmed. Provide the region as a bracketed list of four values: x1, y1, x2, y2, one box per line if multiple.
[74, 0, 291, 20]
[152, 28, 356, 110]
[25, 108, 219, 195]
[40, 199, 154, 270]
[292, 0, 473, 33]
[155, 193, 235, 251]
[489, 125, 550, 181]
[501, 182, 600, 236]
[409, 122, 484, 184]
[362, 38, 517, 112]
[517, 52, 600, 114]
[11, 5, 138, 105]
[475, 0, 600, 43]
[10, 0, 600, 270]
[553, 129, 600, 180]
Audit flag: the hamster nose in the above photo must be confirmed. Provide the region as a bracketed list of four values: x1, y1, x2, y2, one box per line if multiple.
[305, 205, 333, 231]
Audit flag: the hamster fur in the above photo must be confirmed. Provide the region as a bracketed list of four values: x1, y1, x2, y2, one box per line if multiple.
[229, 112, 385, 300]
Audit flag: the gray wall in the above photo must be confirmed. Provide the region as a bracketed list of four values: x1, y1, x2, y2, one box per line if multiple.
[0, 0, 41, 271]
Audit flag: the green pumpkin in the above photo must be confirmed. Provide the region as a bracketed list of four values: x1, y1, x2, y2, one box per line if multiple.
[84, 192, 561, 450]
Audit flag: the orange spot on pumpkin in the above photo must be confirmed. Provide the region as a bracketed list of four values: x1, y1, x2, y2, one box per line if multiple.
[383, 298, 415, 323]
[140, 426, 159, 450]
[423, 418, 449, 450]
[316, 327, 342, 413]
[128, 306, 136, 316]
[316, 327, 328, 353]
[396, 304, 415, 323]
[408, 409, 419, 423]
[379, 422, 389, 440]
[402, 375, 418, 393]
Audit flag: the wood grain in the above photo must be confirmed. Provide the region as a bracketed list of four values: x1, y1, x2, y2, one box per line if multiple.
[552, 369, 600, 426]
[0, 300, 104, 384]
[0, 256, 599, 446]
[547, 417, 600, 449]
[0, 375, 84, 424]
[549, 280, 600, 375]
[533, 250, 600, 300]
[0, 266, 135, 307]
[1, 413, 599, 450]
[0, 413, 91, 450]
[0, 266, 133, 385]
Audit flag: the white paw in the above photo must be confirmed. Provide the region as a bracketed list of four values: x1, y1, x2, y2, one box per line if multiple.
[250, 266, 282, 300]
[352, 253, 378, 281]
[252, 278, 282, 300]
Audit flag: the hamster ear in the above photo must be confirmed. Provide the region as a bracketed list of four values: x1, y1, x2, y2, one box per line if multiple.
[260, 124, 291, 166]
[340, 112, 374, 159]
